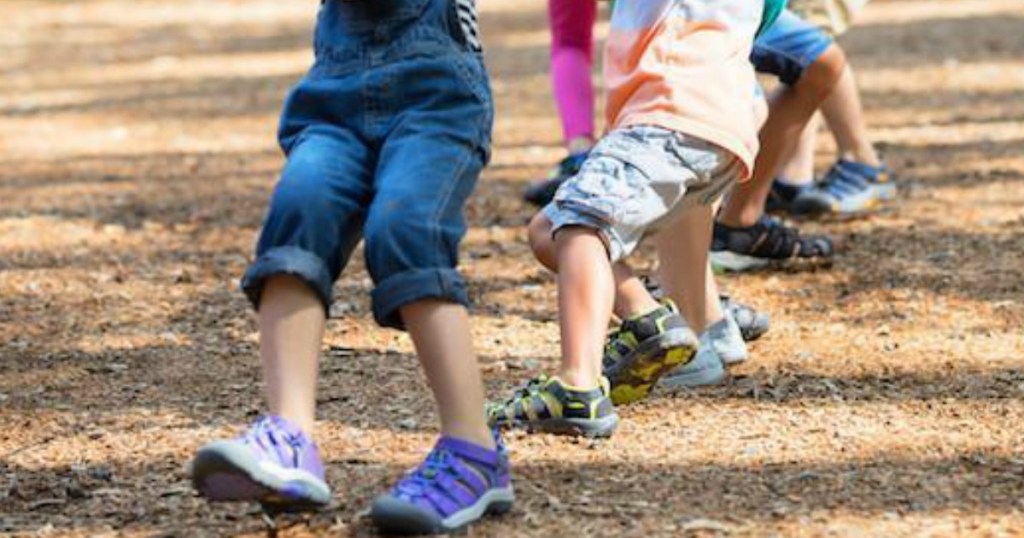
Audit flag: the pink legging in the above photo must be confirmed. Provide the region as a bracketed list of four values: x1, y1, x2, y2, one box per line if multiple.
[548, 0, 597, 146]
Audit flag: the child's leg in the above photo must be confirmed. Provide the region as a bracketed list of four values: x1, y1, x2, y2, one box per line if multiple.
[780, 64, 890, 218]
[548, 0, 597, 151]
[711, 12, 845, 272]
[654, 205, 723, 334]
[635, 197, 750, 391]
[360, 62, 493, 448]
[192, 127, 374, 511]
[821, 65, 881, 167]
[365, 5, 516, 533]
[245, 129, 373, 434]
[611, 262, 662, 320]
[718, 43, 845, 228]
[779, 113, 821, 185]
[369, 193, 514, 534]
[402, 300, 493, 449]
[494, 212, 621, 435]
[523, 0, 597, 207]
[529, 213, 659, 320]
[259, 276, 326, 436]
[554, 227, 615, 388]
[816, 63, 895, 203]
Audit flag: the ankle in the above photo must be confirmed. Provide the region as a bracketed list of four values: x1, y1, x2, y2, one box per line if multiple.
[558, 368, 601, 390]
[271, 410, 315, 438]
[618, 296, 662, 320]
[718, 209, 761, 229]
[772, 180, 808, 202]
[566, 137, 594, 156]
[775, 176, 813, 187]
[698, 313, 726, 335]
[841, 148, 881, 168]
[442, 424, 495, 451]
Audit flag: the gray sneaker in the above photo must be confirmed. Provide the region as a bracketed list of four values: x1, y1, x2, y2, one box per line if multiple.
[657, 315, 747, 389]
[721, 295, 770, 342]
[710, 314, 748, 366]
[641, 277, 770, 342]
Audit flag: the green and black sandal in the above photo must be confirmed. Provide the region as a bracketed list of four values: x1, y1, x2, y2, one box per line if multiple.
[487, 375, 618, 438]
[602, 300, 699, 405]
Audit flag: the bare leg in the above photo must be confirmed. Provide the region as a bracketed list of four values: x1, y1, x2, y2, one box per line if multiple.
[554, 228, 614, 389]
[260, 275, 326, 436]
[779, 113, 822, 186]
[821, 65, 881, 167]
[718, 45, 846, 227]
[529, 213, 658, 321]
[611, 262, 660, 319]
[402, 300, 494, 449]
[527, 213, 559, 271]
[654, 206, 724, 334]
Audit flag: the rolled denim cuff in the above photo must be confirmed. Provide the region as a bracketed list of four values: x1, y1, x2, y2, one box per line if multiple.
[241, 246, 334, 315]
[371, 267, 470, 330]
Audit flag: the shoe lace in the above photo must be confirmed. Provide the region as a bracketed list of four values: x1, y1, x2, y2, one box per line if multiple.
[242, 418, 301, 465]
[514, 374, 548, 400]
[243, 418, 274, 445]
[821, 164, 870, 198]
[487, 375, 549, 418]
[396, 448, 454, 498]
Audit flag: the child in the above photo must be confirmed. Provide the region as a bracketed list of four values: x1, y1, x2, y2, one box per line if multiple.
[527, 0, 776, 391]
[489, 0, 772, 437]
[188, 1, 513, 534]
[769, 0, 896, 219]
[521, 0, 599, 207]
[711, 7, 848, 272]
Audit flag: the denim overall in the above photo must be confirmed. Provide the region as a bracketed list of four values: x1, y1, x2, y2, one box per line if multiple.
[241, 0, 492, 329]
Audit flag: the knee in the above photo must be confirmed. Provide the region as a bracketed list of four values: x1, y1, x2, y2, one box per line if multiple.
[363, 205, 455, 276]
[528, 212, 557, 270]
[271, 155, 334, 218]
[753, 93, 770, 130]
[364, 210, 415, 256]
[799, 44, 847, 102]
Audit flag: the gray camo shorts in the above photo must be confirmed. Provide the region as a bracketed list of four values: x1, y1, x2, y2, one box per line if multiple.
[543, 124, 743, 261]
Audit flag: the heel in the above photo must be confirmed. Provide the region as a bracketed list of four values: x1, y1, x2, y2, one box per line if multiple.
[488, 499, 514, 516]
[485, 487, 515, 516]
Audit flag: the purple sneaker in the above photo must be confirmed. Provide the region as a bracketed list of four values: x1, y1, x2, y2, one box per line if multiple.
[190, 416, 332, 512]
[371, 433, 514, 535]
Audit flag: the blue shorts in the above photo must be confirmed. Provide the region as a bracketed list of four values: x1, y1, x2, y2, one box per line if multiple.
[241, 0, 492, 329]
[751, 9, 833, 85]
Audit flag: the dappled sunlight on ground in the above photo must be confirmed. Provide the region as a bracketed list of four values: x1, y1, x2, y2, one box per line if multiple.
[1, 0, 1023, 536]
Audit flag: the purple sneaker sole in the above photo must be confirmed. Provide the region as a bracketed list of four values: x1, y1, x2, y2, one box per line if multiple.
[371, 435, 514, 535]
[372, 486, 515, 535]
[191, 442, 331, 513]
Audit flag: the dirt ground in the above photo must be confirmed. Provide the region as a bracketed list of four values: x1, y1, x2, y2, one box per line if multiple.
[2, 0, 1024, 536]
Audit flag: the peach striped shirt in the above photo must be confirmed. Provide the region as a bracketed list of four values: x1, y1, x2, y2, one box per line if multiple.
[605, 1, 764, 178]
